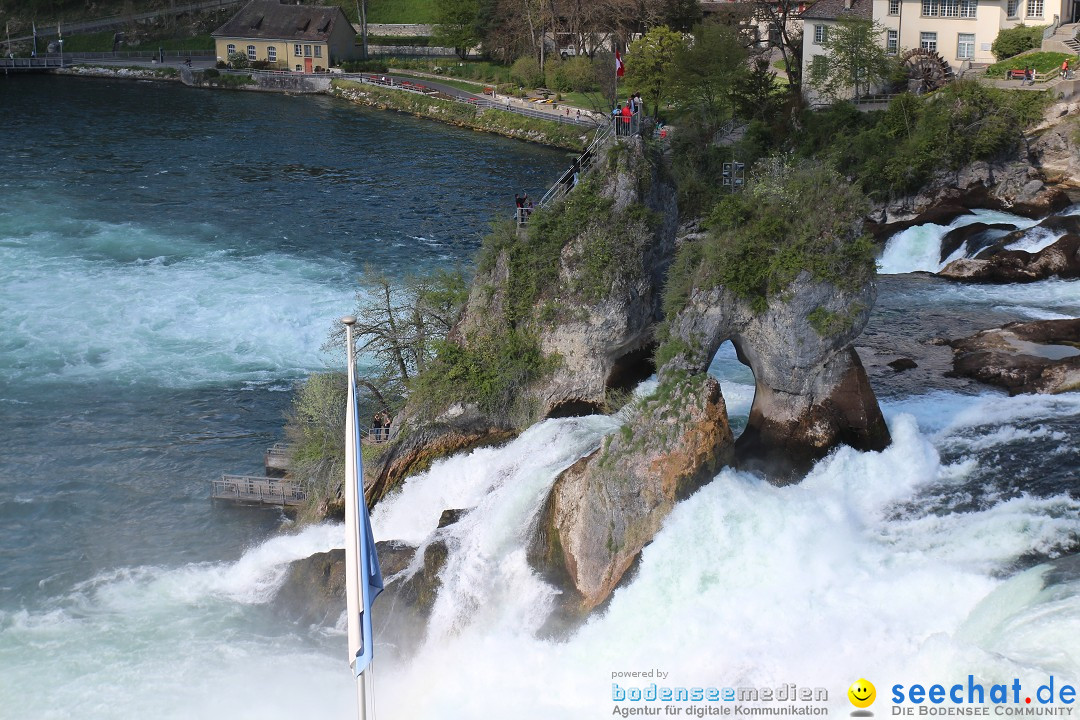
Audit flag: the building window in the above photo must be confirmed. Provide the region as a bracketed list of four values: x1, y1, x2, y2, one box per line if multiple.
[887, 29, 899, 54]
[959, 0, 977, 16]
[226, 43, 236, 55]
[811, 55, 828, 82]
[814, 24, 827, 44]
[941, 0, 959, 16]
[294, 43, 302, 56]
[268, 46, 277, 62]
[889, 0, 900, 13]
[304, 44, 312, 57]
[1027, 0, 1043, 16]
[295, 64, 302, 71]
[921, 32, 937, 51]
[247, 45, 256, 61]
[314, 45, 322, 58]
[922, 0, 934, 14]
[958, 33, 975, 58]
[1006, 0, 1019, 15]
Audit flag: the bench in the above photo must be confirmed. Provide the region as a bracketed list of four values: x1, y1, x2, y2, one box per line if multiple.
[1008, 69, 1028, 80]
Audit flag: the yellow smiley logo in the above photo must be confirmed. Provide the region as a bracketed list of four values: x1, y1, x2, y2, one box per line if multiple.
[848, 679, 876, 708]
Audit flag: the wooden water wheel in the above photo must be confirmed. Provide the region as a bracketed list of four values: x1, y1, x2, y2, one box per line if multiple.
[900, 47, 955, 93]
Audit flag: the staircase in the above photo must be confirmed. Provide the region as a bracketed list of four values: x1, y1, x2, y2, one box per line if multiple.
[1043, 23, 1080, 55]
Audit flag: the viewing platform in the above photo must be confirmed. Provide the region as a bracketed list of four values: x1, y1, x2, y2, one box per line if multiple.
[211, 475, 307, 507]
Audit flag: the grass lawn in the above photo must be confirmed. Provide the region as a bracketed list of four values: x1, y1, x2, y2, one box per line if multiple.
[324, 0, 437, 24]
[57, 31, 213, 52]
[985, 51, 1073, 77]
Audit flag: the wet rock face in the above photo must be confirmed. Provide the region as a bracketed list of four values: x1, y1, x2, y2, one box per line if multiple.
[871, 160, 1069, 229]
[948, 319, 1080, 395]
[275, 510, 470, 660]
[368, 138, 679, 502]
[939, 235, 1080, 283]
[367, 404, 515, 507]
[666, 272, 891, 481]
[529, 375, 733, 617]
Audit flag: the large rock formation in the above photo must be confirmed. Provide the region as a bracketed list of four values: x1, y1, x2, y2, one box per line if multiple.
[528, 161, 891, 618]
[529, 374, 733, 617]
[868, 103, 1079, 234]
[664, 273, 890, 479]
[947, 319, 1080, 395]
[939, 234, 1080, 283]
[368, 137, 679, 502]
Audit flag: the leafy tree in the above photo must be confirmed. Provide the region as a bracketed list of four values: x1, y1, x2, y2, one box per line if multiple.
[434, 0, 481, 59]
[734, 55, 782, 122]
[670, 22, 748, 141]
[808, 18, 894, 101]
[746, 0, 804, 91]
[326, 266, 468, 413]
[625, 25, 686, 117]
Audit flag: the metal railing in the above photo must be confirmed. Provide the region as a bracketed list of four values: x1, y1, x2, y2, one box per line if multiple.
[212, 475, 307, 506]
[8, 0, 242, 42]
[60, 51, 215, 59]
[515, 118, 616, 226]
[614, 110, 642, 138]
[0, 57, 67, 69]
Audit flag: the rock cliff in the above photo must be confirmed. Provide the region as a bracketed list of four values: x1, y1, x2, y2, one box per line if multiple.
[368, 137, 678, 502]
[527, 160, 890, 616]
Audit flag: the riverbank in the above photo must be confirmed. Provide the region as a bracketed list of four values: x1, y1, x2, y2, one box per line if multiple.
[329, 79, 590, 151]
[44, 64, 589, 152]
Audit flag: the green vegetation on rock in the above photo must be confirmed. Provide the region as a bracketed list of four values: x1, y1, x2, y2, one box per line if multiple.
[664, 159, 875, 316]
[331, 79, 587, 151]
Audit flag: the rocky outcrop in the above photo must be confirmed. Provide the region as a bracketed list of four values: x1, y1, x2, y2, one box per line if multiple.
[664, 273, 890, 480]
[938, 222, 1018, 263]
[947, 319, 1080, 395]
[1029, 112, 1080, 189]
[276, 509, 467, 658]
[274, 540, 416, 627]
[870, 160, 1069, 230]
[939, 234, 1080, 283]
[368, 137, 679, 501]
[529, 374, 733, 618]
[367, 405, 515, 506]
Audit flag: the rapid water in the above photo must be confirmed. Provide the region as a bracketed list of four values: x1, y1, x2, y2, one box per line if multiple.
[2, 77, 1079, 718]
[0, 76, 565, 718]
[877, 205, 1080, 275]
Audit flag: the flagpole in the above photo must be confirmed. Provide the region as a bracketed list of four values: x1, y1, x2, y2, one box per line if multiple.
[341, 315, 367, 720]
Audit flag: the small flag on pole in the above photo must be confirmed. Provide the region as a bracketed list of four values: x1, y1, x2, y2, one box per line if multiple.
[615, 50, 624, 78]
[342, 316, 383, 691]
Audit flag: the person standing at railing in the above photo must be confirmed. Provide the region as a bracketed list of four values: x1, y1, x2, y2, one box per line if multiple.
[620, 102, 632, 135]
[1063, 59, 1071, 79]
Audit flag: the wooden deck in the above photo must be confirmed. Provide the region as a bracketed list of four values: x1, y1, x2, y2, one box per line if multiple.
[211, 475, 307, 507]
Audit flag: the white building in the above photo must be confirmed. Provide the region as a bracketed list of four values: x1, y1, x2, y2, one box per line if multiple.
[873, 0, 1078, 68]
[801, 0, 875, 103]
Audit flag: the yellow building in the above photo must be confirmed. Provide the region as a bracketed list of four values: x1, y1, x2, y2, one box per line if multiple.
[873, 0, 1078, 68]
[211, 0, 358, 73]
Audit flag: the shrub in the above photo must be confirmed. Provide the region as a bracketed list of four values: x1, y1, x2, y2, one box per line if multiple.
[664, 159, 876, 316]
[226, 50, 248, 69]
[510, 56, 543, 88]
[991, 24, 1047, 60]
[340, 58, 390, 73]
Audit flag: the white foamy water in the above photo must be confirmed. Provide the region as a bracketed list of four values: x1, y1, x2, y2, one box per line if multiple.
[878, 210, 1036, 275]
[0, 220, 357, 388]
[3, 388, 1079, 719]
